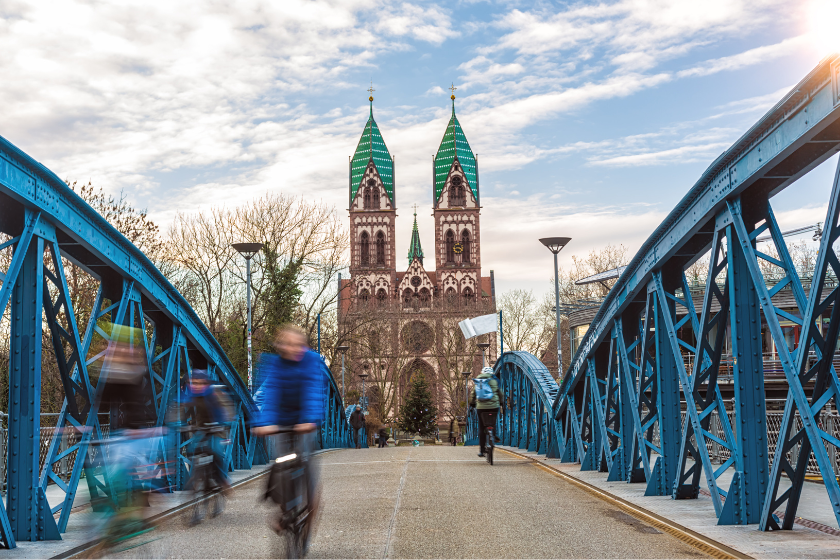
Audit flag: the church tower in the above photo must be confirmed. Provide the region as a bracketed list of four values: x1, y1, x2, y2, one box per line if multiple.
[348, 92, 397, 304]
[432, 88, 482, 302]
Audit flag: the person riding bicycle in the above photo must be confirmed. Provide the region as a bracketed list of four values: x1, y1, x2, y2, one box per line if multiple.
[253, 324, 327, 532]
[469, 366, 503, 458]
[181, 369, 233, 495]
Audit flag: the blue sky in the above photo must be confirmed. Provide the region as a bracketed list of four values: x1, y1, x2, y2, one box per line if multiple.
[2, 0, 838, 295]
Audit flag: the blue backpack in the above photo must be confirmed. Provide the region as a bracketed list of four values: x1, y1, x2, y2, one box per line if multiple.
[474, 378, 495, 403]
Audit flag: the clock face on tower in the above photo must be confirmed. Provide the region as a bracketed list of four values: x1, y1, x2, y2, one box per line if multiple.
[453, 242, 464, 254]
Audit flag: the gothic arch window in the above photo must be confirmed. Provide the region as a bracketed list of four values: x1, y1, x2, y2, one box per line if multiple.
[363, 187, 372, 209]
[360, 231, 370, 266]
[403, 288, 414, 306]
[445, 287, 456, 305]
[371, 185, 380, 208]
[461, 230, 471, 264]
[359, 289, 370, 305]
[450, 176, 465, 206]
[463, 287, 474, 306]
[376, 231, 386, 265]
[376, 289, 387, 307]
[419, 288, 431, 306]
[445, 229, 455, 264]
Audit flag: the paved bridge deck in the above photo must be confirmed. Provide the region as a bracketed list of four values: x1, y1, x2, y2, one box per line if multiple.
[95, 446, 707, 559]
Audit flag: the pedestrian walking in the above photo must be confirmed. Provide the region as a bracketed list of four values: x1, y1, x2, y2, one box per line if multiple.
[349, 405, 365, 449]
[377, 424, 389, 447]
[448, 417, 459, 446]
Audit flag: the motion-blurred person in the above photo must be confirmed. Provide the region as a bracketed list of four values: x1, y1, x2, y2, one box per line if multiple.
[254, 324, 327, 541]
[448, 417, 459, 446]
[95, 326, 160, 552]
[181, 369, 233, 504]
[349, 405, 365, 449]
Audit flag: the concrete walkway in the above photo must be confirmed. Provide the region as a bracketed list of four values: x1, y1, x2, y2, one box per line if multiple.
[103, 446, 708, 559]
[508, 447, 840, 559]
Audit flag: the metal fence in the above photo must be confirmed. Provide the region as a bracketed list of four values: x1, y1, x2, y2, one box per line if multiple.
[645, 405, 840, 478]
[1, 412, 111, 495]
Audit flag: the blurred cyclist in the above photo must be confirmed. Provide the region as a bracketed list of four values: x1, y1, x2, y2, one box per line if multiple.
[469, 366, 503, 458]
[94, 326, 160, 553]
[253, 324, 326, 531]
[181, 369, 233, 495]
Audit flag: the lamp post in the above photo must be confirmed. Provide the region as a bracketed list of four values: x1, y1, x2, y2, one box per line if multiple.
[337, 344, 350, 404]
[539, 237, 572, 379]
[360, 364, 369, 414]
[232, 242, 264, 393]
[477, 341, 490, 368]
[462, 371, 471, 443]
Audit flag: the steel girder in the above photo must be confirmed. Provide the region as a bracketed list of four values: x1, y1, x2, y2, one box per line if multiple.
[492, 56, 840, 530]
[0, 135, 355, 548]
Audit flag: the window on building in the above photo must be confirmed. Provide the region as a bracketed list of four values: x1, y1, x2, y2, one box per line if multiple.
[364, 187, 372, 209]
[403, 288, 414, 306]
[463, 287, 473, 306]
[359, 289, 370, 305]
[461, 230, 471, 264]
[450, 176, 465, 206]
[376, 289, 387, 307]
[445, 229, 455, 264]
[371, 185, 380, 208]
[571, 324, 589, 355]
[376, 231, 386, 265]
[419, 288, 431, 306]
[360, 232, 370, 266]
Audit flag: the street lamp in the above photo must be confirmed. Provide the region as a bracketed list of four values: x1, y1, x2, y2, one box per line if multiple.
[337, 344, 350, 404]
[539, 237, 572, 379]
[360, 364, 370, 414]
[477, 341, 490, 368]
[232, 242, 264, 393]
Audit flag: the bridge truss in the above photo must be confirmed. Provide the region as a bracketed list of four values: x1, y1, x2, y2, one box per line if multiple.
[0, 135, 355, 549]
[475, 55, 840, 530]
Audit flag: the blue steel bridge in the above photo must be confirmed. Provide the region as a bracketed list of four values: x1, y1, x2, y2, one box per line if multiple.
[4, 55, 840, 557]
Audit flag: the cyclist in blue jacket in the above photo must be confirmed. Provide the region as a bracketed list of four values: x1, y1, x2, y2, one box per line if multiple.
[253, 324, 327, 530]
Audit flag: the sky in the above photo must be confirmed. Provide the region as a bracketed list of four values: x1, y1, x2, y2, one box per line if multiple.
[2, 0, 839, 297]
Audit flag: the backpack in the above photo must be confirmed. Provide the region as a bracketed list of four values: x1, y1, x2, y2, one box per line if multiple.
[474, 378, 495, 403]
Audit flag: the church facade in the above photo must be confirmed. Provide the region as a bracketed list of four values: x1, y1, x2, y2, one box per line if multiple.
[338, 92, 497, 424]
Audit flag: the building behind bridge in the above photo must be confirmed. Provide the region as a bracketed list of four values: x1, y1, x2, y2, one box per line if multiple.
[338, 92, 497, 426]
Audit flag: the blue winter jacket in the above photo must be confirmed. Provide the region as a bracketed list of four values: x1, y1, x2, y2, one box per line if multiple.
[254, 349, 327, 427]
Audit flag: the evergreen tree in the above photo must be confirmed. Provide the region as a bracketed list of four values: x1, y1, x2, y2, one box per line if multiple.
[397, 372, 438, 436]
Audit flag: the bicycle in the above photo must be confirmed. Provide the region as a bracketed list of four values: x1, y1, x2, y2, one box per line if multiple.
[265, 430, 315, 559]
[485, 425, 495, 465]
[184, 424, 228, 525]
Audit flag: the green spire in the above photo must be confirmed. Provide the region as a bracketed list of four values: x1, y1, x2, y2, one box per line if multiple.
[407, 207, 424, 265]
[434, 88, 477, 203]
[350, 91, 394, 203]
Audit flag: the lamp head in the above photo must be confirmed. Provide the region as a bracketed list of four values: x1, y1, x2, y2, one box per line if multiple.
[232, 242, 264, 259]
[477, 342, 490, 351]
[336, 344, 350, 355]
[461, 371, 471, 379]
[539, 237, 572, 254]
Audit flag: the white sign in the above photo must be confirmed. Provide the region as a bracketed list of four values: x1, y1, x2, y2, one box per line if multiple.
[459, 313, 499, 339]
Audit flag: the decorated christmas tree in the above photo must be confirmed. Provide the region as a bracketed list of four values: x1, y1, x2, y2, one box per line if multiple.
[397, 372, 438, 437]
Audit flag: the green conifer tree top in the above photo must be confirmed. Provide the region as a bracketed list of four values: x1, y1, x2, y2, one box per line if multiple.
[397, 372, 438, 437]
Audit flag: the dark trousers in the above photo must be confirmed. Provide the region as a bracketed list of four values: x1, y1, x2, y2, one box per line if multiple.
[353, 428, 361, 449]
[478, 408, 499, 453]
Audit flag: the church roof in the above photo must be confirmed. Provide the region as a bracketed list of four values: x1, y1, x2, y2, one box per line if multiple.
[407, 210, 424, 265]
[351, 99, 394, 203]
[434, 96, 477, 203]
